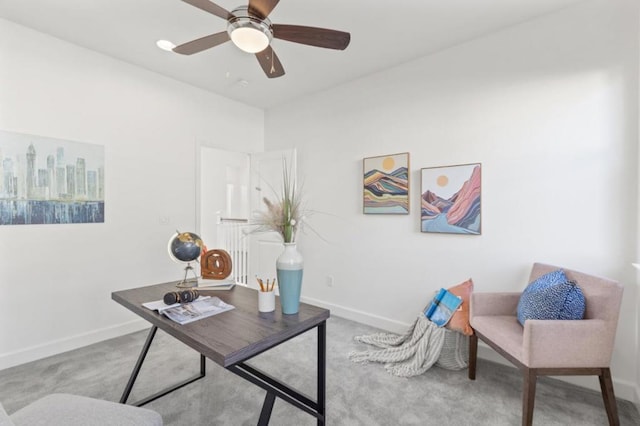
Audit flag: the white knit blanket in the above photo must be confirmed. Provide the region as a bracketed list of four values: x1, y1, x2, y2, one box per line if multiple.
[348, 313, 445, 377]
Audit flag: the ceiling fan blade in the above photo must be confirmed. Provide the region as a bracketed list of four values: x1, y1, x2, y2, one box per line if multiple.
[272, 24, 350, 50]
[255, 46, 285, 78]
[248, 0, 280, 19]
[173, 32, 230, 55]
[181, 0, 232, 20]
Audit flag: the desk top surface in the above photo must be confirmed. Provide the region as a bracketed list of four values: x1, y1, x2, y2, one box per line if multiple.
[112, 282, 330, 367]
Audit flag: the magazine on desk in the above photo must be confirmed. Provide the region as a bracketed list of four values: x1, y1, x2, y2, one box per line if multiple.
[143, 296, 235, 325]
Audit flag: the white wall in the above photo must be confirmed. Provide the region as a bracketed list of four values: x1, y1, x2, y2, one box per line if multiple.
[265, 0, 639, 401]
[0, 18, 264, 369]
[637, 1, 640, 410]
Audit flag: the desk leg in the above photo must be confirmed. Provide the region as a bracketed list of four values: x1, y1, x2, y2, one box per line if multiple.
[120, 326, 206, 407]
[228, 320, 328, 425]
[120, 326, 158, 404]
[258, 393, 276, 426]
[317, 321, 326, 426]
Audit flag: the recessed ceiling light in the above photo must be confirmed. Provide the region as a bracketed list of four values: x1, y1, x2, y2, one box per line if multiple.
[156, 40, 176, 52]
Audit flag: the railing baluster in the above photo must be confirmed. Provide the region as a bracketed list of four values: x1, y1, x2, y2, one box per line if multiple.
[217, 218, 249, 285]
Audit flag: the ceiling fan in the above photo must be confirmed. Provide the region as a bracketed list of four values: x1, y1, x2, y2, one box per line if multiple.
[173, 0, 351, 78]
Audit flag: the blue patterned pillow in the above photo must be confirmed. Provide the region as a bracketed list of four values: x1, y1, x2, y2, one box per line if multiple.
[516, 269, 586, 326]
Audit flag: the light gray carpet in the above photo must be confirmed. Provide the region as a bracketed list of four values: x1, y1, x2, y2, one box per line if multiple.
[1, 316, 638, 425]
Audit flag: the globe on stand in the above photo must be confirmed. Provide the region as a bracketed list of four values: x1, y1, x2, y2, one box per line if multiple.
[168, 231, 205, 288]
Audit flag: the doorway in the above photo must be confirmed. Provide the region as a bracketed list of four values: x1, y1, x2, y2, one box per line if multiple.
[198, 146, 296, 285]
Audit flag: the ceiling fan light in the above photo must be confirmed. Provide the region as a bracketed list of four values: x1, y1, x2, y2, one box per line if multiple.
[227, 6, 273, 54]
[230, 27, 270, 53]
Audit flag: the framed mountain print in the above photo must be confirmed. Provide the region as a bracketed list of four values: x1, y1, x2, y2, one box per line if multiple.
[420, 163, 481, 234]
[363, 152, 409, 214]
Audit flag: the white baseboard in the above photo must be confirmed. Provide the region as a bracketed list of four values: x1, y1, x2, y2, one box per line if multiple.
[301, 295, 412, 334]
[303, 295, 640, 404]
[0, 319, 148, 371]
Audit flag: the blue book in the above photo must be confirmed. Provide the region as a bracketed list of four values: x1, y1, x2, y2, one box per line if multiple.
[424, 288, 463, 327]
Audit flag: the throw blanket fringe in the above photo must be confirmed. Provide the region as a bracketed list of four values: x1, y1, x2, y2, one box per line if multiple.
[348, 313, 445, 377]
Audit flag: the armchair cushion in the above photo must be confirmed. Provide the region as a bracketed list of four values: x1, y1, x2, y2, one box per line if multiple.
[471, 314, 524, 361]
[516, 269, 585, 326]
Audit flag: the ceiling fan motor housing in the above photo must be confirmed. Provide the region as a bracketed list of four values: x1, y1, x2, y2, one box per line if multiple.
[227, 6, 273, 53]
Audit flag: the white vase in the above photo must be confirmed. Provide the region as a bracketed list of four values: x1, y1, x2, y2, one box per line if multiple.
[276, 243, 304, 315]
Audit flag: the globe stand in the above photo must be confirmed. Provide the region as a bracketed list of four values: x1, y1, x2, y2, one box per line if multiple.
[176, 262, 199, 288]
[168, 231, 204, 289]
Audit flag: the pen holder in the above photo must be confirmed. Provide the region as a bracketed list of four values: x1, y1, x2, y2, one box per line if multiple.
[258, 290, 275, 313]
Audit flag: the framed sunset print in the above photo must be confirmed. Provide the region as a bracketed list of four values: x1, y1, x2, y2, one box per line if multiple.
[363, 152, 409, 214]
[420, 163, 481, 234]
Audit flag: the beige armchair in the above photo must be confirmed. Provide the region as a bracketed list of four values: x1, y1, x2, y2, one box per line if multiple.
[469, 263, 623, 426]
[1, 394, 162, 426]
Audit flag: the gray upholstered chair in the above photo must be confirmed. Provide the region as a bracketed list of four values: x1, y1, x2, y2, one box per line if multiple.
[0, 394, 162, 426]
[469, 263, 623, 426]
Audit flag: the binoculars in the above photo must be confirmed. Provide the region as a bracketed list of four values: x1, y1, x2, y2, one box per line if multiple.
[163, 289, 200, 305]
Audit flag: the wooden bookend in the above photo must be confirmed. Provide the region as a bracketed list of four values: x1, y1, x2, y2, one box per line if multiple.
[201, 249, 233, 280]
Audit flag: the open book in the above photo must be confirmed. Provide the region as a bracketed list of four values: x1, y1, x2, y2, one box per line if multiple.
[424, 288, 462, 327]
[143, 296, 235, 325]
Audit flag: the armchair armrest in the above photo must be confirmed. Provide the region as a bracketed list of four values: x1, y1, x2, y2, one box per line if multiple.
[523, 319, 614, 368]
[471, 292, 520, 318]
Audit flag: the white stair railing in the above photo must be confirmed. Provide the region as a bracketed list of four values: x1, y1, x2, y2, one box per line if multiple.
[217, 218, 249, 285]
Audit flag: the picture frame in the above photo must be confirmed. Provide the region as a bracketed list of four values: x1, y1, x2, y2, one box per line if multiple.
[0, 130, 105, 225]
[420, 163, 481, 234]
[363, 152, 409, 214]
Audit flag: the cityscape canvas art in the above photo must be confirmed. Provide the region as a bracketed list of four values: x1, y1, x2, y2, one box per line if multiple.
[0, 130, 105, 225]
[420, 163, 481, 234]
[363, 152, 409, 214]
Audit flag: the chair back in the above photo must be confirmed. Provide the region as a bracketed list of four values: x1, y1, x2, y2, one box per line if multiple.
[529, 263, 623, 323]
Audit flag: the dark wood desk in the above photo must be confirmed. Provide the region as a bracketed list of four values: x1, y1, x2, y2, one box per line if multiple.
[112, 282, 329, 425]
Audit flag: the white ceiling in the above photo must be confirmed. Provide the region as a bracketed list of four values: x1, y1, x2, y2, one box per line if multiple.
[1, 0, 584, 109]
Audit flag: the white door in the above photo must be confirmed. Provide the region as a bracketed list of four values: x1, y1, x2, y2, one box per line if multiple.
[248, 149, 296, 284]
[198, 146, 250, 247]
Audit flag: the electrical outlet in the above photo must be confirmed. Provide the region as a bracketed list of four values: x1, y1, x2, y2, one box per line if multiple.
[326, 275, 334, 287]
[159, 216, 171, 225]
